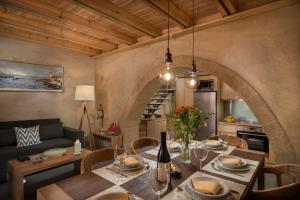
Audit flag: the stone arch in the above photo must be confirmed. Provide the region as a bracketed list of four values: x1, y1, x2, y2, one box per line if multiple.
[122, 55, 296, 163]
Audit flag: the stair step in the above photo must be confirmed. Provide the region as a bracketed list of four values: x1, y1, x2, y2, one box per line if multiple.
[151, 97, 169, 100]
[154, 92, 169, 95]
[145, 108, 159, 110]
[158, 88, 175, 92]
[148, 103, 165, 105]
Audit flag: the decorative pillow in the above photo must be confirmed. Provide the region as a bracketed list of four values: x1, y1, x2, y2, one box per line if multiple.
[15, 126, 41, 147]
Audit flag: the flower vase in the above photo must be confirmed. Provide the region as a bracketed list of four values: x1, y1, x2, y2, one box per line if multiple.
[180, 139, 191, 164]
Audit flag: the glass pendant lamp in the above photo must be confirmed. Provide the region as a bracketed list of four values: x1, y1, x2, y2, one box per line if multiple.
[185, 0, 199, 89]
[159, 0, 176, 86]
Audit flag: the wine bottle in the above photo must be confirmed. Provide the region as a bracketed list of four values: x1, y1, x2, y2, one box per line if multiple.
[157, 132, 171, 183]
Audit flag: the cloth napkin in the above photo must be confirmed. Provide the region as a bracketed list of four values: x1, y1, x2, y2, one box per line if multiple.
[191, 178, 222, 195]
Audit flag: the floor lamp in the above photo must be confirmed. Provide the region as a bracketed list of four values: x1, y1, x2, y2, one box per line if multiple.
[75, 85, 95, 149]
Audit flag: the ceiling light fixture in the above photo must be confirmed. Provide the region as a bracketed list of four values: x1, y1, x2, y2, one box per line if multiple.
[159, 0, 176, 87]
[186, 0, 200, 89]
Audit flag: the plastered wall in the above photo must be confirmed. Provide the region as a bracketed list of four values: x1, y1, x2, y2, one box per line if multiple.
[0, 37, 96, 132]
[95, 4, 300, 163]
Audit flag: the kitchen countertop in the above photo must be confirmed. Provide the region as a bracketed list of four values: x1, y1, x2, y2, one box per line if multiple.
[218, 121, 263, 127]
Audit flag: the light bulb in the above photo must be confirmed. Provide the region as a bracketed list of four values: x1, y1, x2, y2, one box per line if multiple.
[159, 62, 176, 86]
[185, 72, 199, 89]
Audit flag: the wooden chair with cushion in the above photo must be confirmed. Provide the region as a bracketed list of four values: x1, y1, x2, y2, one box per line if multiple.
[209, 135, 248, 149]
[131, 137, 159, 154]
[82, 148, 124, 173]
[250, 164, 300, 200]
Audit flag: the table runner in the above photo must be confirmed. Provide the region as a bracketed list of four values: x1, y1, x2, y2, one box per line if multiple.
[161, 171, 246, 200]
[92, 158, 156, 185]
[202, 156, 259, 182]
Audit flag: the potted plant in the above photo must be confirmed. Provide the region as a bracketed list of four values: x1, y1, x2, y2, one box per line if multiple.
[168, 106, 210, 163]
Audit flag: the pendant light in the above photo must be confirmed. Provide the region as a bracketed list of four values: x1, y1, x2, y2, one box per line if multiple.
[185, 0, 199, 89]
[159, 0, 176, 86]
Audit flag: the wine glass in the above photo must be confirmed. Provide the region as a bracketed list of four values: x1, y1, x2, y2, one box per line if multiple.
[193, 142, 208, 171]
[149, 165, 170, 200]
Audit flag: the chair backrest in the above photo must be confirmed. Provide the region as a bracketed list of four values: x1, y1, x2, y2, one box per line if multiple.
[219, 135, 248, 149]
[82, 148, 124, 173]
[131, 137, 159, 154]
[251, 164, 300, 200]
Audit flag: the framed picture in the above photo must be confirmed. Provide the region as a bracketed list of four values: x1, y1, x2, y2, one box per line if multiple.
[0, 60, 63, 92]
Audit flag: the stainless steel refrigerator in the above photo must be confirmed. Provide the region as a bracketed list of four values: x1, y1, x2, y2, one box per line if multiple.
[194, 91, 217, 140]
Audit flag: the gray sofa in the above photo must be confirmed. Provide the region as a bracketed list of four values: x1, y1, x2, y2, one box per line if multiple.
[0, 118, 84, 183]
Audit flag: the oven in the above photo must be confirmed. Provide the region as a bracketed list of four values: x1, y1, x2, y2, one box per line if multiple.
[237, 125, 269, 153]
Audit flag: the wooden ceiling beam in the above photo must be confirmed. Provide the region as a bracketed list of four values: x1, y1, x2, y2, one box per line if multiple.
[221, 0, 238, 14]
[68, 0, 162, 37]
[0, 23, 101, 55]
[214, 0, 229, 17]
[0, 5, 117, 51]
[2, 0, 136, 44]
[94, 0, 300, 58]
[141, 0, 192, 28]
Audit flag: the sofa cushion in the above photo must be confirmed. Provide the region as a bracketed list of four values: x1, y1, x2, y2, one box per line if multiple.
[15, 126, 41, 147]
[35, 138, 74, 152]
[39, 123, 64, 140]
[0, 128, 16, 146]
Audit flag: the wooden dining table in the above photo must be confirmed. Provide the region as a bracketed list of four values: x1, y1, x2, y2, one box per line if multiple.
[37, 147, 265, 200]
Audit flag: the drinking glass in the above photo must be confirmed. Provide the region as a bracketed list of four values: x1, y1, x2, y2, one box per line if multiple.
[193, 142, 208, 171]
[114, 145, 122, 183]
[149, 165, 170, 200]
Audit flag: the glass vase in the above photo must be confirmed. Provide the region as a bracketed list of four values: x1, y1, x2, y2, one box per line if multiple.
[180, 139, 191, 164]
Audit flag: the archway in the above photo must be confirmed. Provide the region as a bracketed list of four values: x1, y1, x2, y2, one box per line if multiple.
[122, 55, 296, 164]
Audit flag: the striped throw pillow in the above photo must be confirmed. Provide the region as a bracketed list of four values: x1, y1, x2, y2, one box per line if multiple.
[15, 126, 41, 147]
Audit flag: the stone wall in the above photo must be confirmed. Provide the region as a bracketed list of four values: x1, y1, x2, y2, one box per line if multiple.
[95, 4, 300, 163]
[0, 37, 96, 132]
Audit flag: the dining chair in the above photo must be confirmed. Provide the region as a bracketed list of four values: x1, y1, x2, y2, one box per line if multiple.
[131, 137, 159, 154]
[250, 164, 300, 200]
[209, 135, 248, 149]
[82, 148, 124, 173]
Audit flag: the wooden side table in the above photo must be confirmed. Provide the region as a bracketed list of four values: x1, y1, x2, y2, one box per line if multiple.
[8, 147, 91, 200]
[93, 132, 123, 148]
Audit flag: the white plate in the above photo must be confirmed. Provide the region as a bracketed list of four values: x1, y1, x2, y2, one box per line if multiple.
[203, 144, 228, 151]
[114, 161, 146, 171]
[215, 160, 250, 172]
[43, 148, 67, 157]
[96, 192, 129, 200]
[184, 176, 230, 200]
[217, 155, 248, 169]
[117, 154, 144, 168]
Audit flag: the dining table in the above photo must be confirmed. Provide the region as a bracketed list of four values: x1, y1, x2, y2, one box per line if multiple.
[37, 144, 265, 200]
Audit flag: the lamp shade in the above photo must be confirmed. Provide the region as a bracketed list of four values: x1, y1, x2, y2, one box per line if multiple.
[75, 85, 95, 101]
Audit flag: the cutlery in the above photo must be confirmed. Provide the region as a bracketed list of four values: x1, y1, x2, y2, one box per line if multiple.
[106, 167, 128, 178]
[128, 192, 137, 200]
[230, 189, 240, 194]
[211, 163, 245, 177]
[177, 186, 183, 191]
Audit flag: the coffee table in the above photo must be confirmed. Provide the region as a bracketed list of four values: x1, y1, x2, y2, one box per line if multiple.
[7, 147, 92, 200]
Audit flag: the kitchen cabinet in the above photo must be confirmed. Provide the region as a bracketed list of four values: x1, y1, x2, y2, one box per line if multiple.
[217, 122, 237, 136]
[220, 82, 240, 100]
[176, 78, 194, 108]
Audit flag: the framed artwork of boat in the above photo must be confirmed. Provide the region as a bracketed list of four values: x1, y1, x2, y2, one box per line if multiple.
[0, 60, 63, 92]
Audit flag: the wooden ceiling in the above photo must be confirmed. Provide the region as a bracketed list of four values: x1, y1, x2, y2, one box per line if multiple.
[0, 0, 284, 56]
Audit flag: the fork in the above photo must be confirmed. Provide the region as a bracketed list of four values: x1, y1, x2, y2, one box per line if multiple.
[211, 163, 245, 177]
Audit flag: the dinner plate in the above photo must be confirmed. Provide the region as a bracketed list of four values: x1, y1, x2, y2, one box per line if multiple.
[114, 161, 146, 171]
[184, 176, 230, 200]
[168, 142, 181, 152]
[43, 148, 67, 157]
[96, 192, 129, 200]
[117, 154, 144, 168]
[203, 144, 228, 151]
[202, 140, 222, 148]
[217, 155, 248, 169]
[215, 159, 250, 172]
